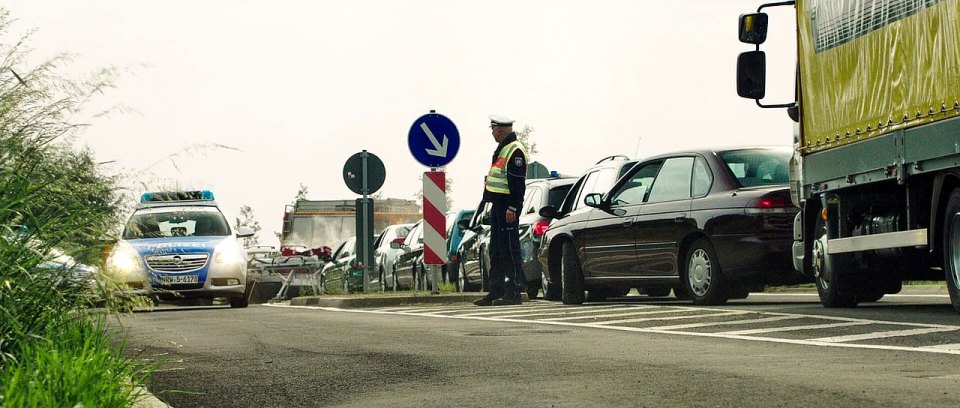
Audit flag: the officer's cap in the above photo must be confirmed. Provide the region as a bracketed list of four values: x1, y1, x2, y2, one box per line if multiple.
[489, 114, 515, 128]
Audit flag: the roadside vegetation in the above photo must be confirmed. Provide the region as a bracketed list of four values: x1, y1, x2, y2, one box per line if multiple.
[0, 9, 149, 407]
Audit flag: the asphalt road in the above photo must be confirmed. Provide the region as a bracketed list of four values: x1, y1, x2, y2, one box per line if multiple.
[117, 290, 960, 407]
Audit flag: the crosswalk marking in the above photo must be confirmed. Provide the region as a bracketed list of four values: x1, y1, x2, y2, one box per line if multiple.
[541, 308, 690, 322]
[809, 327, 959, 343]
[649, 315, 803, 331]
[266, 302, 960, 356]
[495, 305, 655, 319]
[719, 321, 871, 335]
[595, 311, 748, 325]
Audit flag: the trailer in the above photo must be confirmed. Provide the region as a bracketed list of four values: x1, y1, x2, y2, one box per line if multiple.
[736, 0, 960, 310]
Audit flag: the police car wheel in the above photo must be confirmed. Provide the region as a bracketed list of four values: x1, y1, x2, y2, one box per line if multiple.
[229, 296, 248, 308]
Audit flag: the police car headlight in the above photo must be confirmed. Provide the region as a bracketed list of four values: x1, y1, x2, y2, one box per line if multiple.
[106, 243, 143, 275]
[214, 240, 244, 264]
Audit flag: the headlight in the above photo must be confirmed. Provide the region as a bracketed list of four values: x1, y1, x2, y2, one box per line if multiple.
[106, 243, 143, 276]
[214, 239, 244, 264]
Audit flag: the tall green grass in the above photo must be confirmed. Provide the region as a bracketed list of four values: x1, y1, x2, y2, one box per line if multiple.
[0, 8, 152, 407]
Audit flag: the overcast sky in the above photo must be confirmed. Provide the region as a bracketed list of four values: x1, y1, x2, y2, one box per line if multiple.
[5, 0, 797, 246]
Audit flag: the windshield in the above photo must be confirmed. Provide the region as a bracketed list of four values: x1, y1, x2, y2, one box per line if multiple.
[718, 149, 791, 188]
[122, 206, 231, 239]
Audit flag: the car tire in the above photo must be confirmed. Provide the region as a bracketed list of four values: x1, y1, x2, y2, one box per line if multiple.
[561, 241, 585, 305]
[684, 238, 728, 306]
[379, 267, 387, 291]
[229, 296, 248, 308]
[812, 215, 859, 308]
[542, 269, 561, 301]
[526, 279, 541, 299]
[943, 189, 960, 312]
[479, 248, 489, 292]
[458, 261, 468, 292]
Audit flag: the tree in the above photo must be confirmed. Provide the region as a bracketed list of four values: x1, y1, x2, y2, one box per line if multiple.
[291, 182, 308, 205]
[515, 125, 539, 158]
[235, 205, 261, 247]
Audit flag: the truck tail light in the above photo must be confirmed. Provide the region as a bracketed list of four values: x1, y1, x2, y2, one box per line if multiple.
[533, 220, 550, 236]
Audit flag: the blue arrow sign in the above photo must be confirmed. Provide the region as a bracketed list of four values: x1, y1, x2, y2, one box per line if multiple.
[408, 112, 460, 168]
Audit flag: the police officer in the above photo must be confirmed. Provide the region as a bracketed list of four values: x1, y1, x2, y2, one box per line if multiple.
[474, 114, 527, 306]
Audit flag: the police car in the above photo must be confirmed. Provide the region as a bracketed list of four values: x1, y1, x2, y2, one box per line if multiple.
[105, 190, 254, 308]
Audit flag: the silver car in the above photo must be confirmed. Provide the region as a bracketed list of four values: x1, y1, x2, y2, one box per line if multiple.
[372, 223, 413, 290]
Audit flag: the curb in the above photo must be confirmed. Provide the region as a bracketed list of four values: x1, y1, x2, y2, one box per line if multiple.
[289, 292, 529, 308]
[132, 386, 171, 408]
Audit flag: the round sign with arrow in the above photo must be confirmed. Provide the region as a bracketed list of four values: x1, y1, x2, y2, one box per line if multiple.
[407, 111, 460, 168]
[343, 151, 385, 195]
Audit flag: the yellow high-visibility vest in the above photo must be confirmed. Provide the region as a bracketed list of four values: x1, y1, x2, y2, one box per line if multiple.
[484, 141, 526, 194]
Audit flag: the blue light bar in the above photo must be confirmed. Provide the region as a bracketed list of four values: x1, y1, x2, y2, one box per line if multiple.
[140, 190, 214, 203]
[550, 170, 558, 177]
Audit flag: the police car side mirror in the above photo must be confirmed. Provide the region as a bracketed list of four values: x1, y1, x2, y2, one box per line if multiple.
[539, 205, 559, 219]
[236, 226, 255, 238]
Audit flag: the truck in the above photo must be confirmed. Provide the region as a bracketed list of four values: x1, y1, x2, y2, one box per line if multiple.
[280, 198, 422, 252]
[736, 0, 960, 310]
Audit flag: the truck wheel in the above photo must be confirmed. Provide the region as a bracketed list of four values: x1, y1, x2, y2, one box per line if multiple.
[812, 216, 858, 307]
[561, 241, 585, 305]
[942, 189, 960, 312]
[684, 238, 728, 305]
[542, 269, 561, 301]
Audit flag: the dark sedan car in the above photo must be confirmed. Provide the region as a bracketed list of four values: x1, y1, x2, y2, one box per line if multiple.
[456, 204, 491, 292]
[538, 148, 807, 305]
[536, 155, 638, 300]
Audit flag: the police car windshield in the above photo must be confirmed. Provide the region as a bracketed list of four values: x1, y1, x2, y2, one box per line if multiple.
[122, 206, 231, 240]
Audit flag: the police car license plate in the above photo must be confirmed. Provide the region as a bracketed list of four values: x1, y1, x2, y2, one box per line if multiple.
[160, 275, 199, 285]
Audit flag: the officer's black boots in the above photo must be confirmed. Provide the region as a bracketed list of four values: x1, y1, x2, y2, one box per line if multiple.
[491, 292, 522, 306]
[473, 292, 501, 306]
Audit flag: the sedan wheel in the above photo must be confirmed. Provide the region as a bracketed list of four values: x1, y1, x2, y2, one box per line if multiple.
[542, 268, 561, 301]
[561, 241, 585, 305]
[458, 261, 468, 292]
[684, 239, 728, 305]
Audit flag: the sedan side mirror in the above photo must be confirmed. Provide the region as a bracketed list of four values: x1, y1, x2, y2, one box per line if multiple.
[539, 205, 559, 219]
[458, 218, 471, 230]
[584, 193, 604, 208]
[389, 236, 405, 249]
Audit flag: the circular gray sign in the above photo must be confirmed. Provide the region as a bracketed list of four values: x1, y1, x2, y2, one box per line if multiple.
[343, 151, 385, 195]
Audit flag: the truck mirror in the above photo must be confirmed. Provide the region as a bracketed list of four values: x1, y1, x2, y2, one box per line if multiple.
[738, 13, 768, 45]
[737, 51, 766, 99]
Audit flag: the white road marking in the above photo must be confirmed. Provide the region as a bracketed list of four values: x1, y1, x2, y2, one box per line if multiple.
[721, 321, 871, 335]
[924, 343, 960, 351]
[810, 327, 959, 343]
[594, 311, 748, 325]
[264, 303, 960, 356]
[540, 308, 689, 321]
[650, 315, 803, 331]
[454, 304, 614, 317]
[749, 292, 950, 299]
[495, 305, 652, 319]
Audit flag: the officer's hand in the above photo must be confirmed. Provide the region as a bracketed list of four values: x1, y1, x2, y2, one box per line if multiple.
[505, 209, 516, 224]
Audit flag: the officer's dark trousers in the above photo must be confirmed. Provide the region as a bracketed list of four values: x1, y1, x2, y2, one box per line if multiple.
[487, 201, 525, 299]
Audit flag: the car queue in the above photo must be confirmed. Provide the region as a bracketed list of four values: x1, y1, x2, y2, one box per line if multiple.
[358, 146, 810, 307]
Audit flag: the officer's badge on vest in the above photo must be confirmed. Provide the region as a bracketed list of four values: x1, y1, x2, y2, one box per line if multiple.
[514, 156, 523, 167]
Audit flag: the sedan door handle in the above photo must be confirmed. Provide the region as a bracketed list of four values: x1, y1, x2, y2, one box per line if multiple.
[674, 216, 686, 223]
[623, 217, 634, 227]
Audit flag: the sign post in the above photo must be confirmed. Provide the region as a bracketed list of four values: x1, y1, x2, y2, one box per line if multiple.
[408, 110, 459, 294]
[343, 150, 385, 292]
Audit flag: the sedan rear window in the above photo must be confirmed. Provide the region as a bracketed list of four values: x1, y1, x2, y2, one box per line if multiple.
[719, 150, 791, 187]
[547, 184, 573, 207]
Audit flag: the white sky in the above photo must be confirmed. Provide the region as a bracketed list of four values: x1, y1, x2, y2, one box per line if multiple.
[5, 0, 798, 246]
